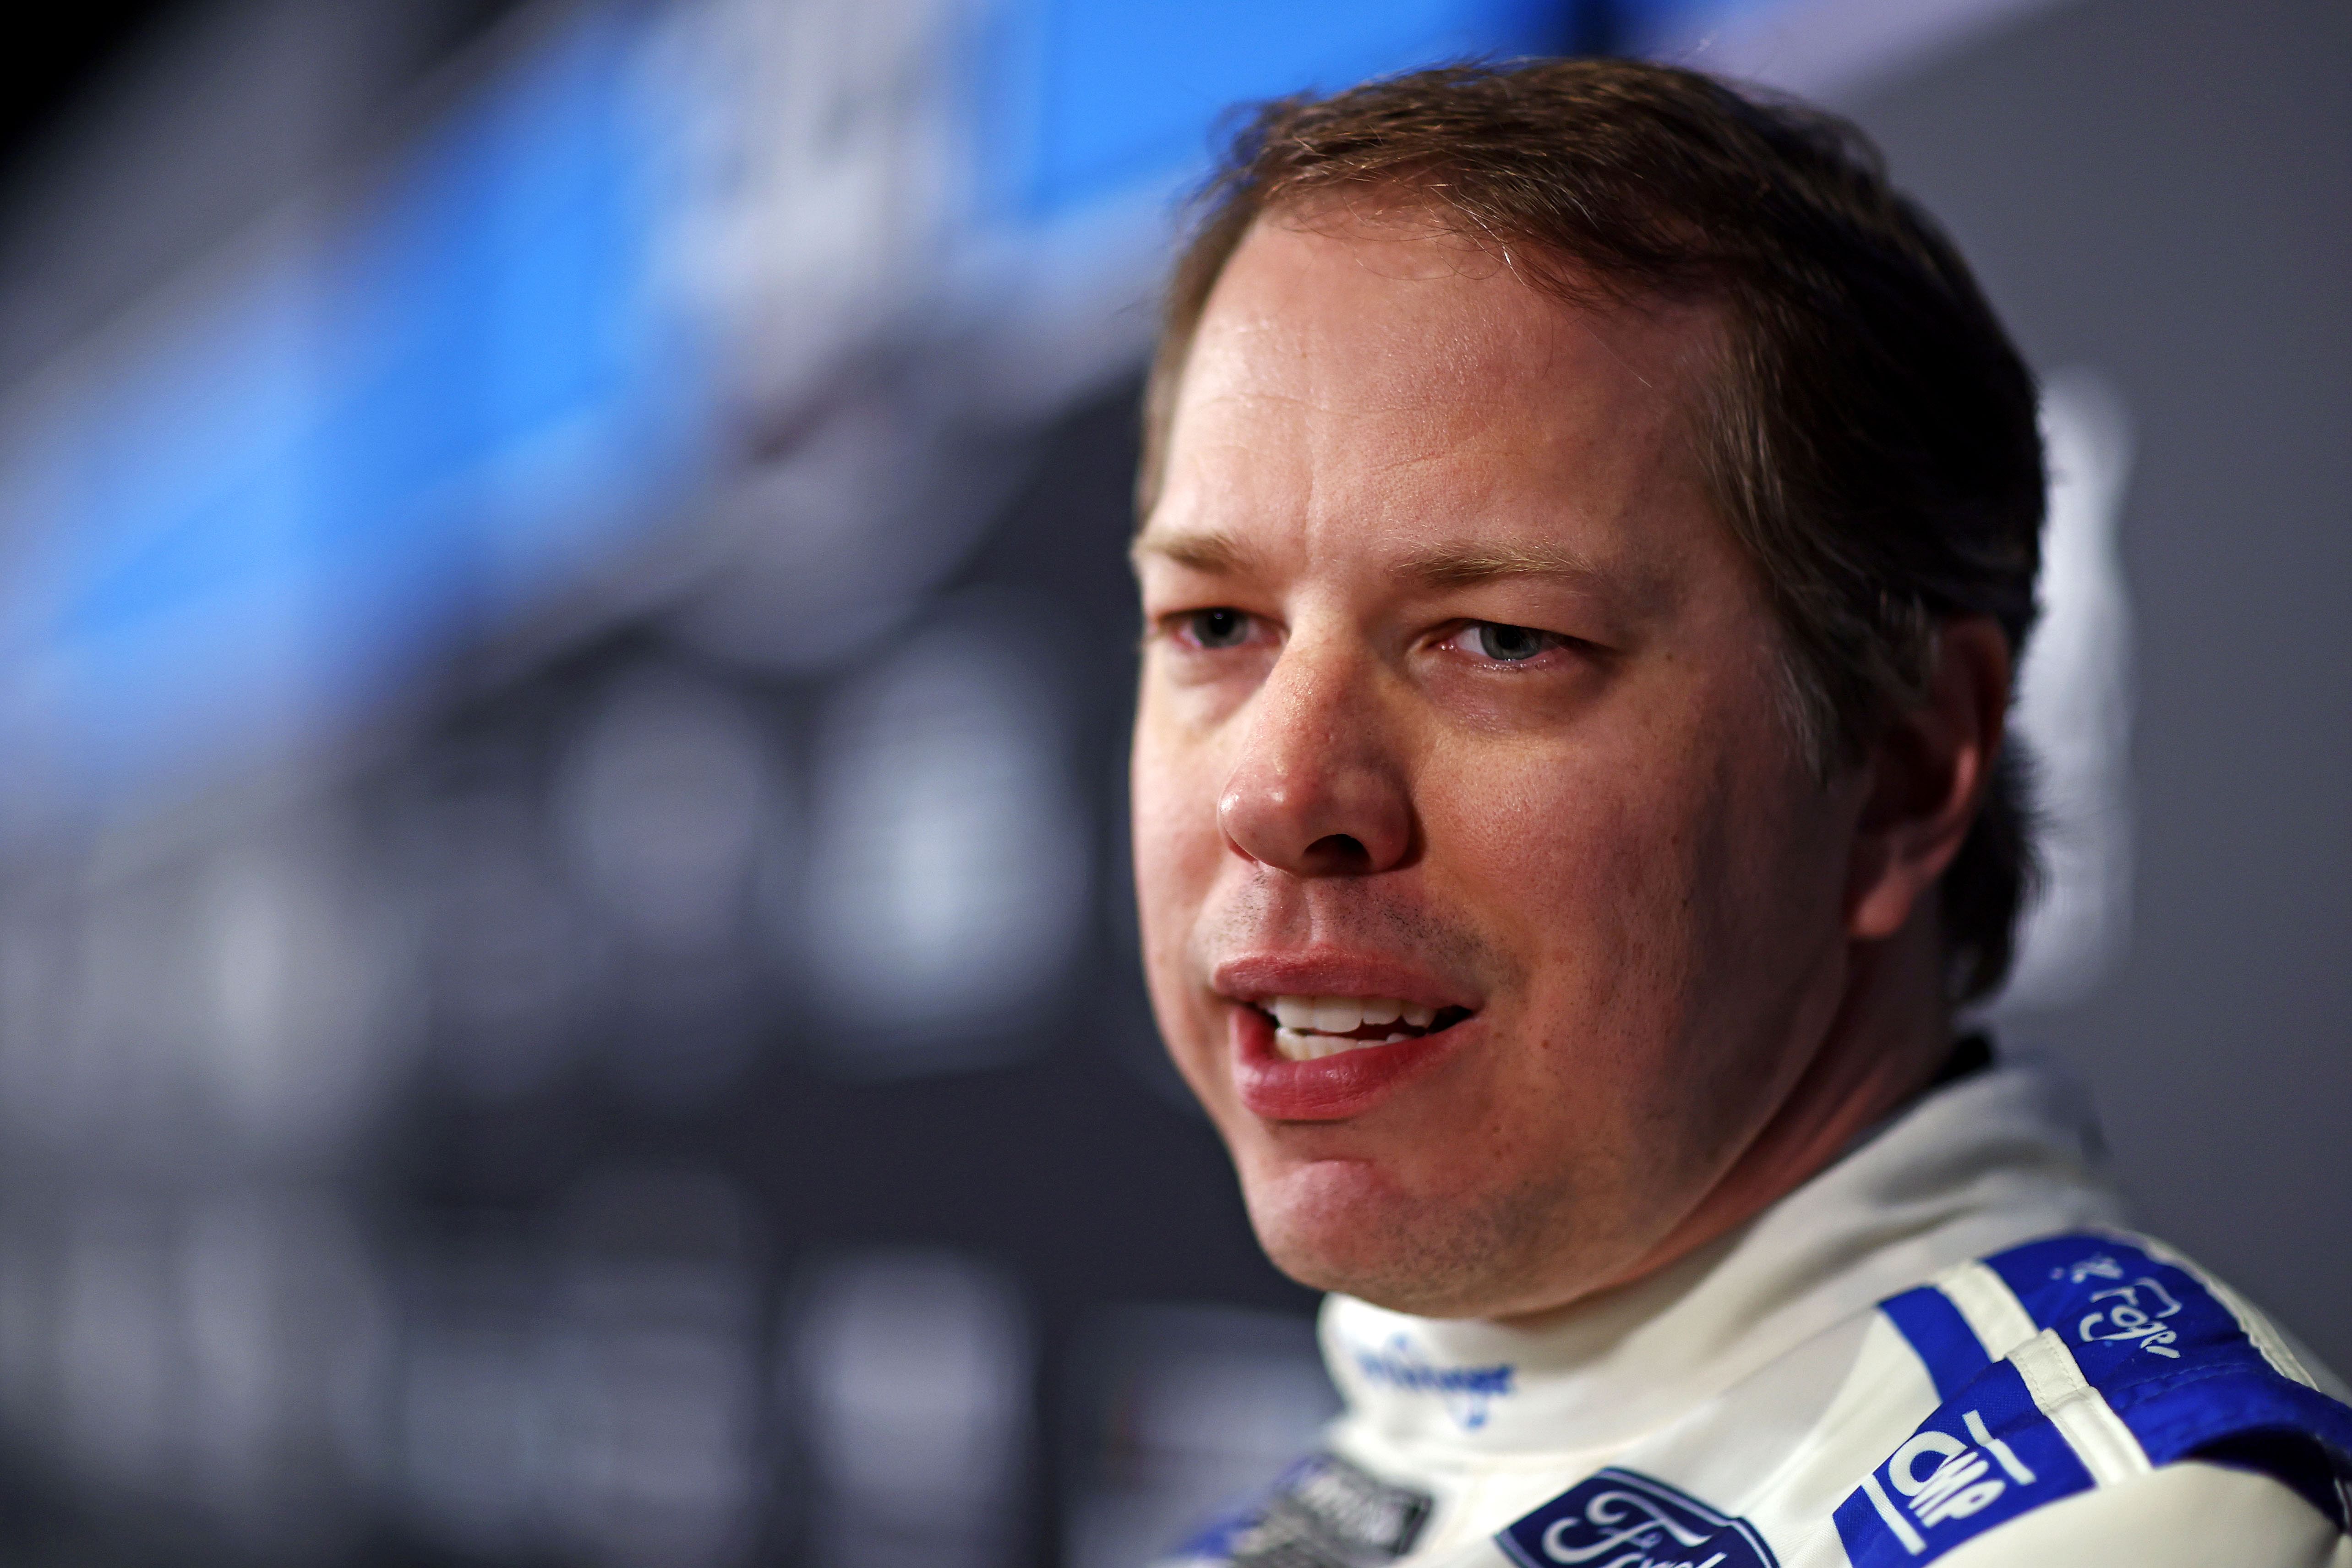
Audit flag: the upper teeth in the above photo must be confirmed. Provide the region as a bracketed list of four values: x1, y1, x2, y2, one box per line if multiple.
[1269, 995, 1437, 1033]
[1265, 995, 1440, 1059]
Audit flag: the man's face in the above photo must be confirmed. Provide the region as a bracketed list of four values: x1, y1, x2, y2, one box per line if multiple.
[1130, 212, 1871, 1321]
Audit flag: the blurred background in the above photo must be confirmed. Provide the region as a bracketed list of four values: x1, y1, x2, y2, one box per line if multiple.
[0, 0, 2341, 1562]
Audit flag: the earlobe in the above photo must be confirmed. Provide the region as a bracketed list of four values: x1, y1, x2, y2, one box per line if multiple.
[1844, 617, 2012, 943]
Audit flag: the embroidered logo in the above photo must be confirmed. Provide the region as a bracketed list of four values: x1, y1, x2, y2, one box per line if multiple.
[1854, 1409, 2040, 1555]
[2057, 1253, 2127, 1285]
[1498, 1468, 1777, 1568]
[1193, 1452, 1433, 1568]
[2074, 1274, 2184, 1359]
[1349, 1334, 1515, 1431]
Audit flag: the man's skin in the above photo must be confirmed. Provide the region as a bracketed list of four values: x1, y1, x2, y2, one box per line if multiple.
[1130, 206, 2013, 1324]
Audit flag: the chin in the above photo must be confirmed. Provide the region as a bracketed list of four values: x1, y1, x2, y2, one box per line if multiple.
[1239, 1155, 1559, 1319]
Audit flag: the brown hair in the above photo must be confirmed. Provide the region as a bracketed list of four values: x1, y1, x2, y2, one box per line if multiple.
[1139, 58, 2044, 1005]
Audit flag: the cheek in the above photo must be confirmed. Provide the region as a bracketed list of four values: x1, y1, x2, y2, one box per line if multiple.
[1129, 710, 1227, 1007]
[1424, 737, 1701, 989]
[1422, 689, 1822, 1068]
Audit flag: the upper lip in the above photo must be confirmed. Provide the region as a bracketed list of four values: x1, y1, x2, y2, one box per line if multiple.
[1211, 950, 1479, 1013]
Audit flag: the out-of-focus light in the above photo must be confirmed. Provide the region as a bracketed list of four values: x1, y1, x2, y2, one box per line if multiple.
[2000, 369, 2135, 1011]
[41, 1188, 385, 1543]
[397, 1172, 773, 1565]
[557, 664, 778, 957]
[175, 1189, 389, 1545]
[557, 663, 783, 1102]
[990, 0, 1562, 223]
[397, 1246, 550, 1558]
[1066, 1306, 1339, 1568]
[671, 389, 1024, 677]
[4, 832, 410, 1169]
[541, 1168, 768, 1568]
[58, 872, 205, 1157]
[0, 1202, 42, 1429]
[56, 1196, 176, 1489]
[190, 818, 419, 1160]
[790, 1249, 1031, 1568]
[646, 0, 964, 424]
[0, 881, 85, 1148]
[421, 777, 596, 1102]
[797, 593, 1089, 1074]
[1626, 0, 2074, 102]
[0, 6, 705, 827]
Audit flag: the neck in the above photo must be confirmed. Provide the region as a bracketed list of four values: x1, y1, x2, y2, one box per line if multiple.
[1495, 916, 1954, 1327]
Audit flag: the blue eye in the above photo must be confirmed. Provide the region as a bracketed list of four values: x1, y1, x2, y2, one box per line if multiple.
[1188, 608, 1250, 649]
[1471, 622, 1548, 661]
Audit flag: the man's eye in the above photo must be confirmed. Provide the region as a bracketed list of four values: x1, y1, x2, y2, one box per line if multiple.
[1184, 608, 1253, 649]
[1453, 622, 1553, 662]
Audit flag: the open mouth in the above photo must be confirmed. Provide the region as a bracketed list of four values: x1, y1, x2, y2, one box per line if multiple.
[1254, 995, 1475, 1061]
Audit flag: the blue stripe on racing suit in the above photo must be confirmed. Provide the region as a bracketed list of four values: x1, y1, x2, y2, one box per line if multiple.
[1851, 1232, 2352, 1564]
[1833, 1352, 2094, 1563]
[1879, 1283, 1993, 1404]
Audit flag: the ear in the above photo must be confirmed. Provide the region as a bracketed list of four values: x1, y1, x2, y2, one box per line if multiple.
[1846, 616, 2012, 942]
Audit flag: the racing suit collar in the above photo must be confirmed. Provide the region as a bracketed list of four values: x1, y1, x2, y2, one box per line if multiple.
[1318, 1053, 2128, 1456]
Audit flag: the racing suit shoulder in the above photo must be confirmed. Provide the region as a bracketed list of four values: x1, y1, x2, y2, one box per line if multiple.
[1152, 1227, 2349, 1568]
[1931, 1460, 2351, 1568]
[1831, 1229, 2352, 1566]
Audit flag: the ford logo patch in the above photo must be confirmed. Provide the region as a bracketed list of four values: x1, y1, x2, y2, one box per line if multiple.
[1497, 1468, 1776, 1568]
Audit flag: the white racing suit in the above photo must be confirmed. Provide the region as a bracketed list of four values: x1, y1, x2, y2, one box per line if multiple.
[1167, 1055, 2352, 1568]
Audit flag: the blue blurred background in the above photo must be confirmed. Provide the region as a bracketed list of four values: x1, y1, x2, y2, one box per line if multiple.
[0, 0, 2341, 1562]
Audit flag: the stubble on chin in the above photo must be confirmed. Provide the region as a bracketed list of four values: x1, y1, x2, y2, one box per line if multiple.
[1235, 1151, 1593, 1320]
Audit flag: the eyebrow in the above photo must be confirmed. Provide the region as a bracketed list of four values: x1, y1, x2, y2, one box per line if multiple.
[1129, 526, 1263, 577]
[1131, 528, 1637, 600]
[1398, 540, 1615, 590]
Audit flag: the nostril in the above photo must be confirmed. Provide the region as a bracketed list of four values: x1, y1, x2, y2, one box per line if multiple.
[1303, 833, 1374, 874]
[1217, 756, 1414, 875]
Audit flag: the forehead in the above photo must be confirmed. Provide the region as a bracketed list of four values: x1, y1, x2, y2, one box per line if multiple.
[1153, 210, 1725, 551]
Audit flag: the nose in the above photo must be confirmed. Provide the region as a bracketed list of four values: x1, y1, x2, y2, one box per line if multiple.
[1216, 638, 1414, 877]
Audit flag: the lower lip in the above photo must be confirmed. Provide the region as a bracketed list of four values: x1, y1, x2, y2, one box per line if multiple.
[1228, 1006, 1467, 1121]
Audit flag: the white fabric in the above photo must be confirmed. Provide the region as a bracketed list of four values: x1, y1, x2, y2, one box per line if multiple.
[1277, 1055, 2346, 1568]
[1935, 1462, 2351, 1568]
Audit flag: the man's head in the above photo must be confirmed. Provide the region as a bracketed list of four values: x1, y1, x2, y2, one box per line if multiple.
[1128, 60, 2042, 1321]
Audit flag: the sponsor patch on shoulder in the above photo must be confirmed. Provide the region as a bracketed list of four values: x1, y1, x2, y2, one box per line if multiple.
[1831, 1356, 2085, 1567]
[1497, 1467, 1777, 1568]
[1178, 1451, 1434, 1568]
